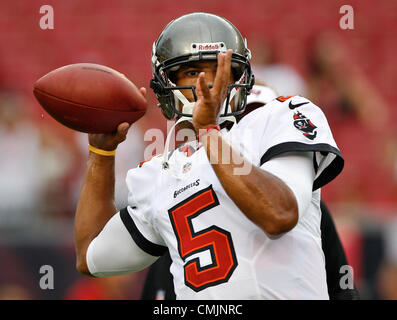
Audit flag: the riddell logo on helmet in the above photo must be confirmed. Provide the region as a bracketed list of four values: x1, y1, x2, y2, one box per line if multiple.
[192, 42, 227, 53]
[198, 44, 219, 50]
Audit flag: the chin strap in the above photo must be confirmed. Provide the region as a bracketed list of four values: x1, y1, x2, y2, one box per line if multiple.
[162, 87, 239, 174]
[162, 89, 194, 172]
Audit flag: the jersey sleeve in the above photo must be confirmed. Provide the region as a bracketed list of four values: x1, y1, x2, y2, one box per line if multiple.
[260, 152, 315, 219]
[86, 157, 168, 277]
[256, 96, 344, 190]
[123, 157, 168, 253]
[86, 208, 162, 277]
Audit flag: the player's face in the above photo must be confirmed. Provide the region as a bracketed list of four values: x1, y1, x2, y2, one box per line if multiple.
[174, 60, 235, 109]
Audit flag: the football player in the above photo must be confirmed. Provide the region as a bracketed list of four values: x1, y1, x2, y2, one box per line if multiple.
[74, 12, 344, 299]
[140, 83, 359, 300]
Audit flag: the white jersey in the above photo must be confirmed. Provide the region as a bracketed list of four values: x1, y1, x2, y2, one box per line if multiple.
[87, 96, 344, 299]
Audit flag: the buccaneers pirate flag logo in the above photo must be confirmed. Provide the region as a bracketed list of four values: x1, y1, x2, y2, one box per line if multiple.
[293, 111, 317, 140]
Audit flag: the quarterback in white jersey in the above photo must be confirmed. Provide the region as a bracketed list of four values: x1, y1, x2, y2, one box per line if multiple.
[74, 13, 344, 300]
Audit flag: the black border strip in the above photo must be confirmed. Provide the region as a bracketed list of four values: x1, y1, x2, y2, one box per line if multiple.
[120, 207, 167, 257]
[260, 142, 344, 191]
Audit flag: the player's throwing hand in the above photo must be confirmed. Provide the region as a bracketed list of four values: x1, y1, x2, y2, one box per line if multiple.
[88, 87, 147, 151]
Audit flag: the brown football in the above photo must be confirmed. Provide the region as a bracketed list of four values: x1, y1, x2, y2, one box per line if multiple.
[33, 63, 147, 133]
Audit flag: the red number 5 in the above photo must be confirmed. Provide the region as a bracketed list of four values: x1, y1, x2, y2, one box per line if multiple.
[168, 185, 238, 292]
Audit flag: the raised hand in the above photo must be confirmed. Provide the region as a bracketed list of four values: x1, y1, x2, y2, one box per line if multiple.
[192, 50, 233, 134]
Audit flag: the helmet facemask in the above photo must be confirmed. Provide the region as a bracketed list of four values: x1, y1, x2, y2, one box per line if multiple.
[149, 12, 255, 172]
[151, 43, 254, 123]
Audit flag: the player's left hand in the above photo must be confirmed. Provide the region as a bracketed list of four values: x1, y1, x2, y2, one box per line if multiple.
[192, 49, 232, 134]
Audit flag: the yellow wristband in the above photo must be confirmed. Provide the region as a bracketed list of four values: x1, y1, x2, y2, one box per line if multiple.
[88, 144, 116, 156]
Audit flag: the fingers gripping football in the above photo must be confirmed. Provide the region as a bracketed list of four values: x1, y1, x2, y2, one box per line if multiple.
[88, 87, 146, 151]
[88, 122, 130, 151]
[192, 50, 233, 133]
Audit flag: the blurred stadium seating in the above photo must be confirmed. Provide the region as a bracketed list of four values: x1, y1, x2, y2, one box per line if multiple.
[0, 0, 396, 299]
